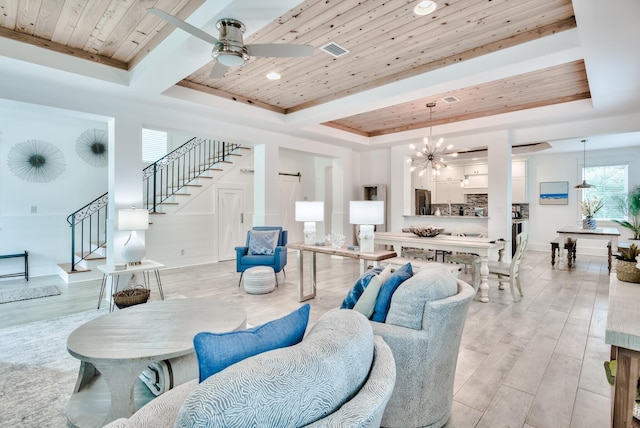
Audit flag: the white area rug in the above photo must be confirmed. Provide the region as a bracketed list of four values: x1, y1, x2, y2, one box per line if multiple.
[0, 309, 106, 426]
[0, 285, 60, 304]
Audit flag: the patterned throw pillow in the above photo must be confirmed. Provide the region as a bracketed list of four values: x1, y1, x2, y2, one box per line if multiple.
[248, 230, 279, 255]
[371, 262, 414, 322]
[194, 304, 310, 382]
[339, 265, 385, 309]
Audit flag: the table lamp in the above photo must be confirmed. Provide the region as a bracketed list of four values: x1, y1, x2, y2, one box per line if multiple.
[350, 201, 384, 253]
[118, 207, 149, 265]
[295, 201, 324, 245]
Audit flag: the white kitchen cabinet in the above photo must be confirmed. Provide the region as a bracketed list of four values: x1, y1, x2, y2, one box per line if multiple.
[433, 166, 464, 203]
[465, 174, 488, 189]
[511, 161, 528, 203]
[464, 163, 488, 175]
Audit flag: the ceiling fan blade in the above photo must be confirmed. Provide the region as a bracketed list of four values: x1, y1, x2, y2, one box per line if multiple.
[148, 8, 220, 46]
[210, 61, 230, 78]
[246, 44, 313, 58]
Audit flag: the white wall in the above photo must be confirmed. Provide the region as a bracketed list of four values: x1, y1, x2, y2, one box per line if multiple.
[0, 108, 107, 277]
[527, 145, 640, 254]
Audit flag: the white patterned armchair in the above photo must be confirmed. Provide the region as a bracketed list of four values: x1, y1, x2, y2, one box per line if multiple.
[370, 265, 475, 428]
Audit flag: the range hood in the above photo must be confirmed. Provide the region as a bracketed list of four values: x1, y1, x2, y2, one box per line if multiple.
[462, 187, 488, 194]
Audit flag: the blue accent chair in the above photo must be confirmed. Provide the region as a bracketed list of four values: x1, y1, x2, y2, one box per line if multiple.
[235, 226, 288, 286]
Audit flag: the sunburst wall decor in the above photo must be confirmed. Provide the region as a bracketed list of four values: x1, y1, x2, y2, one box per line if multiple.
[7, 139, 66, 183]
[76, 128, 107, 167]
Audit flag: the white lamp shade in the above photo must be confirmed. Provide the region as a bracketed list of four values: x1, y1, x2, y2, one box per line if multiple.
[349, 201, 384, 225]
[295, 201, 324, 222]
[118, 208, 149, 231]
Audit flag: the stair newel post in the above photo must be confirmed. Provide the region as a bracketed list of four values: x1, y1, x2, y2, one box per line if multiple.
[70, 213, 77, 272]
[153, 162, 158, 213]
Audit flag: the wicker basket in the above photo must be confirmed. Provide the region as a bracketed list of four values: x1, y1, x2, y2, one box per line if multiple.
[616, 260, 640, 283]
[113, 286, 150, 309]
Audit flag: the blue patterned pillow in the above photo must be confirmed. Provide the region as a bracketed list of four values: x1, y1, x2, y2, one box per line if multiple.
[340, 265, 385, 309]
[194, 304, 310, 382]
[248, 229, 279, 255]
[371, 262, 413, 322]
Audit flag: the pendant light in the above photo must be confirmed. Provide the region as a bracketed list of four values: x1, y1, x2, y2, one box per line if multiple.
[574, 139, 595, 189]
[407, 102, 457, 176]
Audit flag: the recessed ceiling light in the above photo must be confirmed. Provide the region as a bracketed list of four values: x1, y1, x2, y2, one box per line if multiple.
[266, 72, 281, 80]
[413, 0, 438, 16]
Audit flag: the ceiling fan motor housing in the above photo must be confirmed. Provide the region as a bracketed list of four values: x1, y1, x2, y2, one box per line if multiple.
[212, 18, 250, 66]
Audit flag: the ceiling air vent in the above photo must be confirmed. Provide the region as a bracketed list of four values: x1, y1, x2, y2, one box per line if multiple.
[442, 96, 459, 104]
[320, 42, 349, 58]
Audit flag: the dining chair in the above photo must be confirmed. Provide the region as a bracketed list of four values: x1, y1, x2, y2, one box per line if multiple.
[488, 232, 528, 302]
[444, 233, 485, 291]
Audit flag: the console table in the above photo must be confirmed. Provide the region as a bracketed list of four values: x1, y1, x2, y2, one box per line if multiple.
[0, 251, 28, 281]
[556, 226, 620, 273]
[287, 243, 397, 302]
[605, 274, 640, 427]
[97, 260, 165, 312]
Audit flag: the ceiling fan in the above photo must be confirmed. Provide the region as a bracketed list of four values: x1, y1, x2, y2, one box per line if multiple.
[148, 8, 314, 78]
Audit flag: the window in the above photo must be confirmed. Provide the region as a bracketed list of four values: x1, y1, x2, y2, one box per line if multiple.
[582, 164, 628, 220]
[142, 129, 167, 163]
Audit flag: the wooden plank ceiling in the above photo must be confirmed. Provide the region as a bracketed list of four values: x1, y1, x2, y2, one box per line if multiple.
[0, 0, 587, 137]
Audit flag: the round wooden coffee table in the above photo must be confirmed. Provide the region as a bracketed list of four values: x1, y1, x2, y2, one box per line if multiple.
[66, 298, 246, 428]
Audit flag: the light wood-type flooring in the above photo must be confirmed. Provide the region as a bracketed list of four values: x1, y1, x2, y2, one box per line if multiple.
[0, 249, 613, 428]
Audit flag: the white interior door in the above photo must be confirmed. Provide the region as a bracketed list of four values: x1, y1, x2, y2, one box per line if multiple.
[279, 175, 302, 243]
[218, 188, 244, 261]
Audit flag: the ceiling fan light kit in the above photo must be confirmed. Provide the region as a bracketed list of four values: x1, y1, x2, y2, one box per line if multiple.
[148, 8, 313, 78]
[213, 19, 249, 67]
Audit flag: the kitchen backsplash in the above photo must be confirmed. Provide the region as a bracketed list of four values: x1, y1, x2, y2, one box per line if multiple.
[429, 194, 529, 218]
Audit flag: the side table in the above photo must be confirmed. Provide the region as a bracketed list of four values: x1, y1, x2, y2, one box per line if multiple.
[97, 260, 165, 312]
[66, 299, 247, 427]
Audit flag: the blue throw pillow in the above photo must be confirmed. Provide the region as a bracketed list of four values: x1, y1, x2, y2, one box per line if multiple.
[248, 230, 279, 255]
[371, 263, 414, 322]
[194, 304, 310, 382]
[340, 265, 385, 309]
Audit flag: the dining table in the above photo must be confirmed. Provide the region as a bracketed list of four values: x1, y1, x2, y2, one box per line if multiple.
[556, 226, 620, 273]
[374, 232, 505, 303]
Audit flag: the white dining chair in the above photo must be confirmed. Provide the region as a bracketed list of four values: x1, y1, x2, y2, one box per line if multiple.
[488, 232, 528, 302]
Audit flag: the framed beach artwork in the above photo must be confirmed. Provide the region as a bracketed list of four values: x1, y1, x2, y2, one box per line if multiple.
[539, 181, 569, 205]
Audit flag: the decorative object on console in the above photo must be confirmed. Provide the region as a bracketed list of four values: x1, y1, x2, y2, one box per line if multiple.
[409, 225, 445, 237]
[295, 201, 324, 245]
[350, 200, 385, 253]
[579, 195, 603, 230]
[325, 232, 346, 249]
[574, 139, 596, 189]
[407, 102, 458, 176]
[7, 139, 65, 183]
[118, 207, 149, 265]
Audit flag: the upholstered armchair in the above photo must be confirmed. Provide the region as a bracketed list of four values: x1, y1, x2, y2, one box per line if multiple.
[235, 226, 288, 286]
[370, 264, 475, 428]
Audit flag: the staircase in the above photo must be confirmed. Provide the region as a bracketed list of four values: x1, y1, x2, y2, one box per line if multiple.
[58, 138, 248, 282]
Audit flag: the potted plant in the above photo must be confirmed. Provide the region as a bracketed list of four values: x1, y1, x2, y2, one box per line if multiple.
[579, 196, 603, 230]
[616, 243, 640, 283]
[613, 185, 640, 240]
